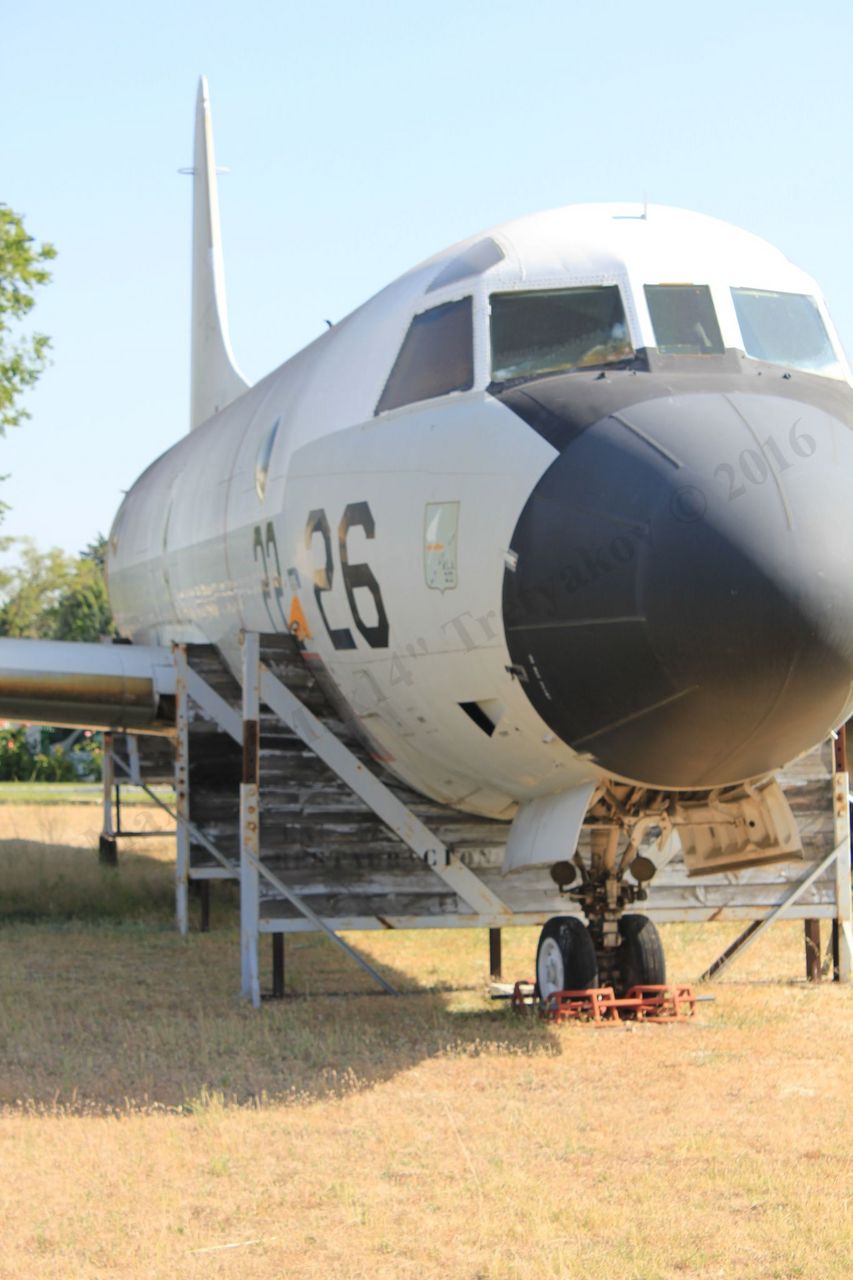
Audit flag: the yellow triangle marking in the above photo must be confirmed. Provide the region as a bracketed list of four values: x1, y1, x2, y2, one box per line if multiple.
[288, 596, 312, 642]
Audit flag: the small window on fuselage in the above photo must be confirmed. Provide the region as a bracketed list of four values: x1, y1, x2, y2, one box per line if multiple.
[255, 417, 281, 501]
[644, 285, 724, 355]
[375, 297, 474, 414]
[490, 286, 632, 383]
[731, 288, 838, 375]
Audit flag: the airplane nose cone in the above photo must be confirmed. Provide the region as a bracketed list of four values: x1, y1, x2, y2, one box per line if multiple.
[503, 390, 853, 787]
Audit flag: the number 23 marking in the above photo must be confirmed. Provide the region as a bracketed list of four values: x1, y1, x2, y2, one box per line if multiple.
[252, 503, 390, 651]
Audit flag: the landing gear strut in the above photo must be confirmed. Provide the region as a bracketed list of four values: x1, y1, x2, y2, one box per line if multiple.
[542, 812, 667, 996]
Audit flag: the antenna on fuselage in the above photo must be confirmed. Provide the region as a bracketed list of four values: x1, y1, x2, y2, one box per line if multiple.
[613, 198, 649, 222]
[186, 76, 250, 431]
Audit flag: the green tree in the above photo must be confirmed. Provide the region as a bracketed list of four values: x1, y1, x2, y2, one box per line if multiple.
[0, 724, 103, 781]
[51, 552, 115, 641]
[0, 204, 56, 436]
[0, 536, 115, 642]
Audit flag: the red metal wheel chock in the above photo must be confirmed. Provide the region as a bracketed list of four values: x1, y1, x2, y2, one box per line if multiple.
[511, 981, 698, 1025]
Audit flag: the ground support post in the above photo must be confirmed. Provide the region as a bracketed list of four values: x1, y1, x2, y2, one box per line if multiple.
[804, 919, 822, 981]
[98, 732, 118, 865]
[240, 633, 261, 1008]
[174, 646, 191, 936]
[198, 880, 211, 932]
[831, 766, 852, 982]
[239, 782, 260, 1004]
[489, 928, 503, 981]
[271, 934, 285, 999]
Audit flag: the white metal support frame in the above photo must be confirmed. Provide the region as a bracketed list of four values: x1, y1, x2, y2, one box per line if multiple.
[184, 663, 242, 743]
[109, 749, 234, 874]
[238, 632, 398, 999]
[168, 635, 850, 996]
[701, 768, 852, 983]
[700, 840, 846, 980]
[239, 633, 261, 1007]
[239, 780, 261, 1006]
[169, 638, 399, 996]
[243, 825, 400, 995]
[257, 654, 512, 919]
[833, 771, 852, 980]
[173, 645, 192, 937]
[126, 735, 142, 785]
[173, 632, 511, 998]
[101, 733, 115, 841]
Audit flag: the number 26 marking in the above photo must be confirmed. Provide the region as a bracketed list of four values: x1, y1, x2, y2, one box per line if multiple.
[305, 502, 390, 651]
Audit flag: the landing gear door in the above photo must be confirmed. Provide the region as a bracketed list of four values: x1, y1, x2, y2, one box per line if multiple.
[671, 776, 804, 876]
[503, 783, 596, 875]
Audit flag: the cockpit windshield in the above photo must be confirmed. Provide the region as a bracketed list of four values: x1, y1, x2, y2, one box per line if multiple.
[644, 285, 724, 356]
[731, 288, 838, 375]
[490, 286, 633, 383]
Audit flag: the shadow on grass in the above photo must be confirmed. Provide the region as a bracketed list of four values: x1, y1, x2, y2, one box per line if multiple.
[0, 834, 238, 928]
[0, 839, 559, 1113]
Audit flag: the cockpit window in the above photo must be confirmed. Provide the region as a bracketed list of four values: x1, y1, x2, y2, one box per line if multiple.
[376, 297, 474, 414]
[644, 285, 724, 355]
[731, 288, 838, 375]
[490, 286, 632, 383]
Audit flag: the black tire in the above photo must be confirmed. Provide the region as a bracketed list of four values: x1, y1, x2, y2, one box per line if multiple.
[535, 916, 599, 1000]
[618, 914, 666, 992]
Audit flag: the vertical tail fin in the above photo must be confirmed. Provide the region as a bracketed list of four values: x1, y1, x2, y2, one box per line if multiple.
[190, 77, 250, 430]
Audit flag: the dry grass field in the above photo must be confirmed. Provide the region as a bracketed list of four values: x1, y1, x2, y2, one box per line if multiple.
[0, 802, 851, 1279]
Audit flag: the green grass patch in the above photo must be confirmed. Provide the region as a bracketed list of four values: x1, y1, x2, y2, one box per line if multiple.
[0, 782, 175, 806]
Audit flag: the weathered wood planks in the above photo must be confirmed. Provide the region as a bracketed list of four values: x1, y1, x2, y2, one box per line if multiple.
[170, 638, 843, 930]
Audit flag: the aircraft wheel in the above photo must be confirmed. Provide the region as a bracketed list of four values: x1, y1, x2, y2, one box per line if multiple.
[617, 914, 666, 992]
[535, 916, 599, 1001]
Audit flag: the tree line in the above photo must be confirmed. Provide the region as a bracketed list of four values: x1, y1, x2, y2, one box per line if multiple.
[0, 534, 115, 642]
[0, 535, 113, 781]
[0, 203, 113, 778]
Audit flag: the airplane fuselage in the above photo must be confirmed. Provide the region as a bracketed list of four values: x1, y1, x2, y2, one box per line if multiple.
[107, 203, 853, 819]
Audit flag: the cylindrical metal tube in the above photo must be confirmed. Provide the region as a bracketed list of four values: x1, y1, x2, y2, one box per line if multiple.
[0, 638, 176, 734]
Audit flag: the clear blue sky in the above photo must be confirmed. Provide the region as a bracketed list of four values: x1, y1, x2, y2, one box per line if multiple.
[2, 0, 852, 558]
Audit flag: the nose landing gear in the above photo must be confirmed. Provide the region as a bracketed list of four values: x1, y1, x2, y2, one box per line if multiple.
[539, 808, 667, 997]
[535, 909, 665, 1000]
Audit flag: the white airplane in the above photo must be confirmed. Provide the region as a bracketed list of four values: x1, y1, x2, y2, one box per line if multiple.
[4, 79, 853, 997]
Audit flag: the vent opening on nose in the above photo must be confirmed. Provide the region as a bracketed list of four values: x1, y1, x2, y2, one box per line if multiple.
[459, 700, 503, 736]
